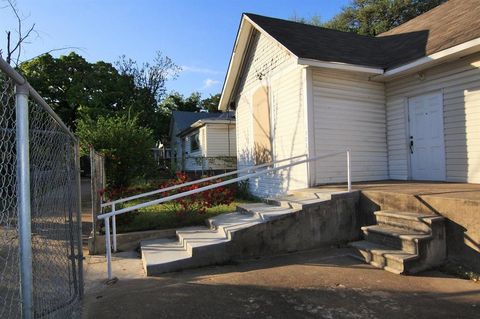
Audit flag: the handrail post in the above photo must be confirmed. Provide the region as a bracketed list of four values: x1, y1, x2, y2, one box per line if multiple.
[347, 150, 352, 192]
[16, 83, 34, 319]
[104, 216, 112, 280]
[112, 204, 117, 252]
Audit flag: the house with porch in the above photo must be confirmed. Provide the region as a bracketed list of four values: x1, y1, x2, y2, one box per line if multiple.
[219, 0, 480, 197]
[177, 112, 236, 173]
[137, 0, 480, 276]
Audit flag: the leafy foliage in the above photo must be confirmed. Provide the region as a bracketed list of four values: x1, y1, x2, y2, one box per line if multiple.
[20, 52, 135, 129]
[76, 114, 156, 187]
[19, 51, 181, 141]
[161, 172, 235, 216]
[298, 0, 447, 36]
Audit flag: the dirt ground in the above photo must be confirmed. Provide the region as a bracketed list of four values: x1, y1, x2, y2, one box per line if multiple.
[81, 247, 479, 319]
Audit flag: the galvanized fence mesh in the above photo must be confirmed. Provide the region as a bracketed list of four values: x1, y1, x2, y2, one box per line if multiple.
[29, 100, 83, 318]
[0, 60, 83, 318]
[0, 76, 21, 318]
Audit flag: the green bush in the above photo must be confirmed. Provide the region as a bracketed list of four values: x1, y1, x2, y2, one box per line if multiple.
[76, 114, 156, 187]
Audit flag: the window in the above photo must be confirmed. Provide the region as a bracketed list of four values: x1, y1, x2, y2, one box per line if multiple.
[190, 132, 200, 152]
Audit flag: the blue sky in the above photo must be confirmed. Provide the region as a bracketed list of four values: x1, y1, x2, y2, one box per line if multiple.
[1, 0, 350, 97]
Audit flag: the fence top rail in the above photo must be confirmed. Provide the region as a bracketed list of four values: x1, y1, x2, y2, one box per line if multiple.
[98, 150, 349, 220]
[0, 55, 77, 141]
[101, 154, 308, 208]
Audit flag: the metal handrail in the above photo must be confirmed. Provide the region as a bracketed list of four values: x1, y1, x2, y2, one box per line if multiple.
[101, 154, 307, 208]
[98, 150, 352, 280]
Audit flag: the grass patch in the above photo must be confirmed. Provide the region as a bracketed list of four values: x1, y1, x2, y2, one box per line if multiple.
[114, 199, 252, 234]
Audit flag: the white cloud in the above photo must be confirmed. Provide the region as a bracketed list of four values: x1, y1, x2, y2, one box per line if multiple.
[202, 78, 220, 89]
[181, 65, 221, 75]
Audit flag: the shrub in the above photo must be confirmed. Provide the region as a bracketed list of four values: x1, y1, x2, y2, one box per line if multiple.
[76, 114, 156, 187]
[162, 172, 235, 216]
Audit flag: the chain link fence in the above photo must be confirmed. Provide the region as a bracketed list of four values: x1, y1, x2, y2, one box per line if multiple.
[0, 74, 21, 318]
[0, 58, 83, 318]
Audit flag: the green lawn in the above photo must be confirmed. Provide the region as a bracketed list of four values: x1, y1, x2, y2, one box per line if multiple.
[113, 199, 251, 234]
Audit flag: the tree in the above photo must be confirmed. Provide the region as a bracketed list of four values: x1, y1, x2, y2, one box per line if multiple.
[76, 114, 156, 187]
[19, 52, 135, 129]
[200, 93, 221, 113]
[115, 52, 181, 139]
[299, 0, 447, 36]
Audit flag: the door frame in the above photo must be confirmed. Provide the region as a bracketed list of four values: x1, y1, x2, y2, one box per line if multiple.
[406, 90, 446, 181]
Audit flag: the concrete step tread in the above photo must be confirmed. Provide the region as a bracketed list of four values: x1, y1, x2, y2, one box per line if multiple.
[350, 240, 419, 262]
[272, 196, 328, 206]
[362, 224, 432, 240]
[208, 212, 262, 227]
[176, 226, 229, 248]
[375, 210, 440, 220]
[141, 238, 191, 265]
[237, 203, 298, 219]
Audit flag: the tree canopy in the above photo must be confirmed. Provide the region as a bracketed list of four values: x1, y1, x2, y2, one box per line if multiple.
[295, 0, 447, 36]
[19, 51, 222, 145]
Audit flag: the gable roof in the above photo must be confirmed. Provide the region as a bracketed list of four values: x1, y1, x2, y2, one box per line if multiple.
[378, 0, 480, 58]
[170, 111, 213, 134]
[220, 0, 480, 110]
[245, 0, 480, 69]
[177, 111, 235, 137]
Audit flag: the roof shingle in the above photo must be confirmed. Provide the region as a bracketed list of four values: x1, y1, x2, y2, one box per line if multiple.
[245, 0, 480, 70]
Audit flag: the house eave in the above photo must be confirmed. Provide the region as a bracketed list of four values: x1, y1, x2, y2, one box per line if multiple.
[374, 37, 480, 80]
[297, 58, 384, 74]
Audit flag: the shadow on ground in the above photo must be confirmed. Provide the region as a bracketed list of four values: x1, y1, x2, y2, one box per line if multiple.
[82, 247, 479, 319]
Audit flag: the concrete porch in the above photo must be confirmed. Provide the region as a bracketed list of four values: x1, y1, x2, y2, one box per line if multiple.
[313, 181, 480, 273]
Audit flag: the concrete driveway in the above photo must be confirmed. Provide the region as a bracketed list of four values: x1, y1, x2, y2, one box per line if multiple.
[82, 247, 479, 319]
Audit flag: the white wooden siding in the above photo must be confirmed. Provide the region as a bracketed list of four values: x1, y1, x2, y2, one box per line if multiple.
[386, 52, 480, 183]
[235, 30, 307, 197]
[312, 69, 389, 183]
[205, 124, 236, 157]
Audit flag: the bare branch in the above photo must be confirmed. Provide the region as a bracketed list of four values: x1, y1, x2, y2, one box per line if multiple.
[20, 46, 85, 64]
[3, 0, 38, 65]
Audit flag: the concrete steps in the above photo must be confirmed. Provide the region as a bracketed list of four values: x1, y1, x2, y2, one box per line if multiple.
[141, 201, 304, 276]
[350, 210, 446, 274]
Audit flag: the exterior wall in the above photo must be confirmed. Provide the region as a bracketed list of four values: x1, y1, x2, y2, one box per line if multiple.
[311, 68, 389, 184]
[235, 30, 308, 197]
[183, 127, 206, 171]
[182, 124, 237, 172]
[205, 123, 236, 157]
[386, 52, 480, 183]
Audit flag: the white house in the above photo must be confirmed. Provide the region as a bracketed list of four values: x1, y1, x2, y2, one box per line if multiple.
[219, 0, 480, 197]
[172, 111, 236, 173]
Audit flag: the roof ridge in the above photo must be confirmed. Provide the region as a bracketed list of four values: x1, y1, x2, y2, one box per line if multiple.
[243, 12, 377, 40]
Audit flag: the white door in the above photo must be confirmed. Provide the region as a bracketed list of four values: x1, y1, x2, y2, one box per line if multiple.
[408, 92, 446, 181]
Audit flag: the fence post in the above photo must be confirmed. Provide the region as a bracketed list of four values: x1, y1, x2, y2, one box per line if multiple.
[74, 141, 84, 298]
[347, 150, 352, 192]
[15, 83, 33, 319]
[104, 216, 113, 280]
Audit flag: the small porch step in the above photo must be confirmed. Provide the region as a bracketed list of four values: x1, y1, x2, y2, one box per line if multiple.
[374, 210, 439, 233]
[350, 240, 418, 274]
[361, 224, 431, 254]
[350, 209, 446, 275]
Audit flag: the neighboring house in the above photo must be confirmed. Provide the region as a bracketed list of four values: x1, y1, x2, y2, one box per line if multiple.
[170, 111, 215, 171]
[219, 0, 480, 197]
[170, 111, 236, 172]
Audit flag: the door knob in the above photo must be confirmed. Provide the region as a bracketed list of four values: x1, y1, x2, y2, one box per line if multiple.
[409, 136, 414, 154]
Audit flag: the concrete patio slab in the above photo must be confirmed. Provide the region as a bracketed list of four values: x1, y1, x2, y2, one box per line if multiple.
[82, 247, 479, 319]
